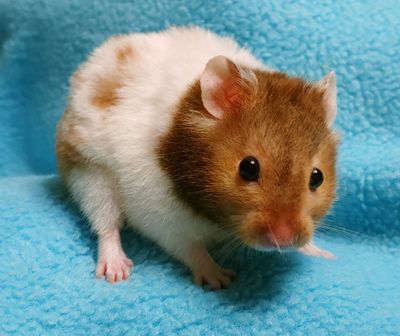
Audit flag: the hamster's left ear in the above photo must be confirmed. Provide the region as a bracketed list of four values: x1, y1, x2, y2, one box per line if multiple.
[318, 71, 337, 127]
[200, 55, 257, 119]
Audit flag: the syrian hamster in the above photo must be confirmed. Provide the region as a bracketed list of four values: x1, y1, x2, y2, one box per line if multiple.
[56, 26, 338, 289]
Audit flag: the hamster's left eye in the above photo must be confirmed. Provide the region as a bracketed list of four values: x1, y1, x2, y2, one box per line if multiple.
[309, 168, 324, 191]
[239, 156, 260, 182]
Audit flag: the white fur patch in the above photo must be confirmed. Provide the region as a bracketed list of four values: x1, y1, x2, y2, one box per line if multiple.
[60, 27, 265, 265]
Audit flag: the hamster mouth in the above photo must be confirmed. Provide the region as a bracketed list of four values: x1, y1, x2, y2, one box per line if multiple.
[253, 244, 297, 252]
[237, 218, 313, 251]
[246, 234, 310, 252]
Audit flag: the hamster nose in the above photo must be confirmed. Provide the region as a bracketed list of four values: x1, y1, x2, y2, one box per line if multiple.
[268, 220, 296, 247]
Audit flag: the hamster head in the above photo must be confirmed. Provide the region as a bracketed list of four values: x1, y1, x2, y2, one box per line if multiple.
[159, 55, 338, 250]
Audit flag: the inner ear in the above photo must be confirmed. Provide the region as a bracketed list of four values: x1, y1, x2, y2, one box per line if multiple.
[318, 71, 337, 127]
[200, 55, 257, 119]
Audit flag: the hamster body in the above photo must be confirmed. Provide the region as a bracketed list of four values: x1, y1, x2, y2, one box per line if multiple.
[57, 27, 338, 288]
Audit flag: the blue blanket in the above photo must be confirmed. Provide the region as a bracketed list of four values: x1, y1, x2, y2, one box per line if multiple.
[1, 0, 399, 334]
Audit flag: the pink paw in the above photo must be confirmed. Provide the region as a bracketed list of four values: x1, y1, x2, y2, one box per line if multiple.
[193, 265, 236, 290]
[298, 241, 336, 259]
[96, 255, 133, 283]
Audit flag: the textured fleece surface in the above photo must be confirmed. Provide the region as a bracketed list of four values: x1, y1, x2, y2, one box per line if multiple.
[0, 0, 399, 335]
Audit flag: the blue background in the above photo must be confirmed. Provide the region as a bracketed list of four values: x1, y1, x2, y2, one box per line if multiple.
[0, 0, 399, 334]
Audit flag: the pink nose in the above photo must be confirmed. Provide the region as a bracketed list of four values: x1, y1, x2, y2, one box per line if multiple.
[267, 220, 296, 247]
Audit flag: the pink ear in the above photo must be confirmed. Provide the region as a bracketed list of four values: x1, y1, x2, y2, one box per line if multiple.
[318, 71, 337, 127]
[200, 55, 257, 119]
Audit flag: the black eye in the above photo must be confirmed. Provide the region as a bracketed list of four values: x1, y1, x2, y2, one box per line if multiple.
[239, 156, 260, 182]
[309, 168, 324, 191]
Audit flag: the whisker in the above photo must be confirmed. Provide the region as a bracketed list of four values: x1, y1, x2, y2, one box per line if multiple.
[321, 223, 360, 235]
[216, 238, 244, 264]
[262, 220, 283, 256]
[317, 225, 353, 236]
[316, 222, 369, 239]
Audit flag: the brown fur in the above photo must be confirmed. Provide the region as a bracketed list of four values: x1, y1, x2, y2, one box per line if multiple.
[117, 45, 134, 63]
[58, 39, 136, 175]
[91, 76, 121, 109]
[158, 69, 338, 248]
[90, 42, 134, 109]
[56, 138, 83, 173]
[56, 106, 86, 175]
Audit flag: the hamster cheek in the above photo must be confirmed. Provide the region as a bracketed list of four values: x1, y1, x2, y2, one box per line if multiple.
[307, 188, 335, 223]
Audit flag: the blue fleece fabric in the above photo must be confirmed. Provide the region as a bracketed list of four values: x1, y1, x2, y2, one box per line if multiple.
[0, 0, 399, 335]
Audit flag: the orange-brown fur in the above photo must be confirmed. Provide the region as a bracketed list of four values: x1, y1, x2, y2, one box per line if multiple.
[117, 44, 134, 63]
[90, 42, 134, 109]
[57, 40, 136, 178]
[91, 76, 121, 109]
[56, 106, 86, 175]
[158, 70, 338, 248]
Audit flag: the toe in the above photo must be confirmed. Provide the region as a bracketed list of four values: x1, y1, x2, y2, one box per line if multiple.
[218, 274, 232, 288]
[96, 262, 106, 278]
[115, 270, 124, 282]
[124, 258, 133, 267]
[192, 266, 236, 289]
[106, 272, 115, 283]
[122, 267, 130, 280]
[221, 268, 236, 278]
[321, 250, 336, 259]
[97, 255, 134, 283]
[194, 274, 203, 286]
[207, 277, 221, 290]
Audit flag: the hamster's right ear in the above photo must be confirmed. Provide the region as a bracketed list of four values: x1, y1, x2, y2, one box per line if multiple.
[200, 55, 257, 119]
[318, 71, 337, 127]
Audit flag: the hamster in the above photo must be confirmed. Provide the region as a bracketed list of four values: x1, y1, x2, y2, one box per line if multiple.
[56, 26, 338, 289]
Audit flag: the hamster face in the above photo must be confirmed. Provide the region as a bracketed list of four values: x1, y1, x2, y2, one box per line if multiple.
[159, 59, 338, 250]
[207, 81, 337, 248]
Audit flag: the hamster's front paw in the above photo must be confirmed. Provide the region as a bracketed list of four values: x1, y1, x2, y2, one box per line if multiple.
[96, 254, 133, 283]
[298, 241, 336, 259]
[193, 264, 236, 290]
[188, 242, 236, 289]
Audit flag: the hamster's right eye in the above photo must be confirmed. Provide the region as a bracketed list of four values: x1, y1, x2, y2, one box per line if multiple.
[239, 156, 260, 182]
[309, 168, 324, 191]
